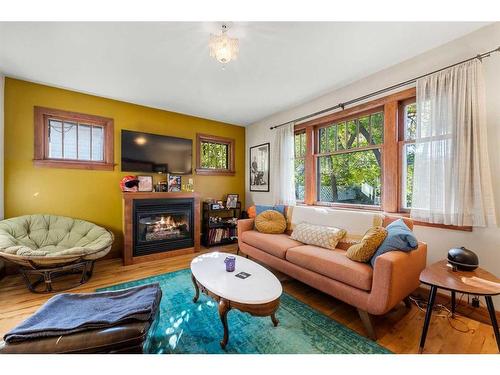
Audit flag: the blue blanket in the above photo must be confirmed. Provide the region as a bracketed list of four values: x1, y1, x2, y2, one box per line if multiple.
[4, 283, 162, 343]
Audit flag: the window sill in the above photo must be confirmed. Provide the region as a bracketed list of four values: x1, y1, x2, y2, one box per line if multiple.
[33, 159, 115, 171]
[195, 168, 235, 176]
[305, 203, 473, 232]
[393, 212, 473, 232]
[313, 201, 382, 211]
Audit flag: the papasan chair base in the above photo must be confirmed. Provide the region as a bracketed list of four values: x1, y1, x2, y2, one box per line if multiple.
[0, 214, 114, 294]
[19, 259, 95, 293]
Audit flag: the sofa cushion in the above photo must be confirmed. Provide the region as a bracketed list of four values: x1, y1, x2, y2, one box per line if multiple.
[286, 245, 373, 291]
[255, 210, 287, 234]
[346, 226, 388, 262]
[290, 223, 346, 250]
[255, 205, 286, 215]
[241, 230, 302, 259]
[370, 219, 418, 267]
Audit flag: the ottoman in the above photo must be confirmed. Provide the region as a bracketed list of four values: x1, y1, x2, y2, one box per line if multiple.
[0, 309, 159, 354]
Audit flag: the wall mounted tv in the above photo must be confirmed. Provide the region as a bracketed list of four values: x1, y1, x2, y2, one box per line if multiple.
[121, 130, 193, 174]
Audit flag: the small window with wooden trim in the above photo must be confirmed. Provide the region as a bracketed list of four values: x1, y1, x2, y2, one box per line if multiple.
[294, 131, 306, 201]
[315, 110, 384, 208]
[196, 133, 235, 176]
[398, 99, 417, 211]
[34, 107, 114, 170]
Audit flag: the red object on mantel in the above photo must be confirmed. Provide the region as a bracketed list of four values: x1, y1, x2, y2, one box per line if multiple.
[120, 175, 140, 192]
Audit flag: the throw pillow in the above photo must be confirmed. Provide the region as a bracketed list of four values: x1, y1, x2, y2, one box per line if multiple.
[255, 210, 287, 234]
[346, 226, 388, 262]
[291, 222, 346, 250]
[255, 204, 286, 216]
[370, 219, 418, 267]
[247, 205, 257, 218]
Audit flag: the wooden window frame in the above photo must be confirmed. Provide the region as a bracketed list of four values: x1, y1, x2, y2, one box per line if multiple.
[295, 87, 471, 231]
[195, 133, 235, 176]
[34, 106, 114, 171]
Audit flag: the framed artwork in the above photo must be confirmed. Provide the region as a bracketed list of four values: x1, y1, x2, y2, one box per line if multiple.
[137, 175, 153, 192]
[226, 194, 239, 208]
[249, 143, 270, 192]
[168, 175, 182, 192]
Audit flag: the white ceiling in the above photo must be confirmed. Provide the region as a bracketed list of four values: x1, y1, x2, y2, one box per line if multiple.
[0, 22, 488, 126]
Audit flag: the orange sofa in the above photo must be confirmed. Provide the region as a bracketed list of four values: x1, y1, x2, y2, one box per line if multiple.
[237, 212, 427, 339]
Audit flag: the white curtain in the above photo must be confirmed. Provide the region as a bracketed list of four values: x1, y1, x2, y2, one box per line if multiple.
[273, 122, 296, 206]
[411, 59, 496, 227]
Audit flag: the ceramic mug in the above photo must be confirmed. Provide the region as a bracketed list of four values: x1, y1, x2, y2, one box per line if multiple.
[224, 256, 236, 272]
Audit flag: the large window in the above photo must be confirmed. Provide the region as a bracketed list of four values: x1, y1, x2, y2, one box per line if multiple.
[34, 107, 114, 170]
[316, 111, 383, 206]
[400, 100, 417, 210]
[294, 132, 306, 201]
[293, 88, 470, 230]
[196, 134, 235, 176]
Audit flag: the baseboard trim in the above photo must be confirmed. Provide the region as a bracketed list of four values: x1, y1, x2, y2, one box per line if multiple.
[414, 286, 500, 326]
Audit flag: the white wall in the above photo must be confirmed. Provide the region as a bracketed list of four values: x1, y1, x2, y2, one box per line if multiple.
[246, 23, 500, 305]
[0, 73, 4, 220]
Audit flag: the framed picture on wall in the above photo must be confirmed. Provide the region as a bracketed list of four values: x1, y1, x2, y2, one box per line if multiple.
[249, 143, 270, 192]
[137, 175, 153, 192]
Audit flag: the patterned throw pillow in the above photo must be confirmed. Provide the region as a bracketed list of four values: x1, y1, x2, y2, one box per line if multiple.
[255, 210, 287, 234]
[346, 226, 388, 262]
[290, 223, 346, 250]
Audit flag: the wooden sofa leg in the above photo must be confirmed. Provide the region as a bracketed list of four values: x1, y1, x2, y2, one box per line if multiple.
[357, 309, 377, 340]
[403, 296, 412, 309]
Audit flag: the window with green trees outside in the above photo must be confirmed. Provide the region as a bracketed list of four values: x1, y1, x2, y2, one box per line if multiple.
[294, 132, 306, 201]
[401, 102, 416, 209]
[316, 111, 383, 206]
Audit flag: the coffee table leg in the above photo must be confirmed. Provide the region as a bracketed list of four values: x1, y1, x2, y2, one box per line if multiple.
[191, 274, 200, 303]
[419, 285, 437, 354]
[218, 298, 230, 349]
[485, 296, 500, 352]
[271, 313, 279, 327]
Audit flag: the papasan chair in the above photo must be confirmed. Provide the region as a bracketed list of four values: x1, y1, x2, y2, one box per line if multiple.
[0, 214, 114, 293]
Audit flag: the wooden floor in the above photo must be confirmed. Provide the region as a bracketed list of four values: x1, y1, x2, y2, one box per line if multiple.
[0, 244, 498, 354]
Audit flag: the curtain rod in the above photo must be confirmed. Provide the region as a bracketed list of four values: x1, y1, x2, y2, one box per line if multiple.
[270, 46, 500, 130]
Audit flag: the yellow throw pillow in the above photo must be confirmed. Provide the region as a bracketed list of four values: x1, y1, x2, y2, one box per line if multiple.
[255, 210, 287, 234]
[290, 222, 346, 250]
[346, 226, 388, 262]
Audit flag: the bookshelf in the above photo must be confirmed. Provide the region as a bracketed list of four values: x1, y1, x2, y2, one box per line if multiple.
[202, 201, 242, 247]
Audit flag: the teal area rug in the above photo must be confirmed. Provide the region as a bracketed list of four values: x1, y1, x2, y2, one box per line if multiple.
[98, 269, 391, 354]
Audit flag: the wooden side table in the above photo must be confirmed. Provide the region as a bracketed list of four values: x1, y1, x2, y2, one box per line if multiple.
[419, 260, 500, 353]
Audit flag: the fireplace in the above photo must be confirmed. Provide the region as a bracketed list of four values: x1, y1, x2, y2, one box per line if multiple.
[123, 192, 200, 265]
[133, 198, 194, 257]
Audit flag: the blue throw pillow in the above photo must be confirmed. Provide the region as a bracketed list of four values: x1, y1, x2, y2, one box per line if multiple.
[370, 219, 418, 267]
[255, 205, 285, 216]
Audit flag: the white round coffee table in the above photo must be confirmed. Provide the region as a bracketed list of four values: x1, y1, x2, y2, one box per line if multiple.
[190, 252, 283, 349]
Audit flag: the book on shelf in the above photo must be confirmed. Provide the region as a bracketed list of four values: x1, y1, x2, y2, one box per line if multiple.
[207, 227, 238, 245]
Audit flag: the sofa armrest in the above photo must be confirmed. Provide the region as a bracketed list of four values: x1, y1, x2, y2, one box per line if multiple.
[237, 219, 254, 237]
[237, 219, 254, 249]
[367, 242, 427, 315]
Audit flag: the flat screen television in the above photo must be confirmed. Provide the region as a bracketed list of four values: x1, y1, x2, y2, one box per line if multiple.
[121, 130, 192, 174]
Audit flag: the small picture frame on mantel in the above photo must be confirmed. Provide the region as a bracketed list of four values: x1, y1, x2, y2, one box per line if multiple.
[137, 175, 153, 192]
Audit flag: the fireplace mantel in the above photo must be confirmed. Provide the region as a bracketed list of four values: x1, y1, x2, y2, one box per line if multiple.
[122, 192, 201, 265]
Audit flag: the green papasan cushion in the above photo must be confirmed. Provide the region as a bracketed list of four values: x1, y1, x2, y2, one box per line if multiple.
[0, 214, 113, 257]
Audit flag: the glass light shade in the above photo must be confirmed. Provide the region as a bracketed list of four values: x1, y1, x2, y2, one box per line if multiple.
[209, 29, 239, 64]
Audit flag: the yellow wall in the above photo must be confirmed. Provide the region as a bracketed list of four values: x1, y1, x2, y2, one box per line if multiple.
[4, 78, 246, 258]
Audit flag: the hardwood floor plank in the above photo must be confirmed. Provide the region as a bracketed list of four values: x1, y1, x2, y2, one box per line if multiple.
[0, 245, 497, 353]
